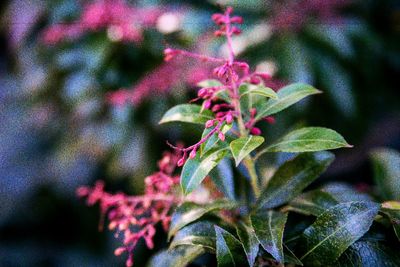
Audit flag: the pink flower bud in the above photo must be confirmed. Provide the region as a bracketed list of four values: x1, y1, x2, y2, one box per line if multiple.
[144, 235, 154, 249]
[109, 221, 118, 230]
[189, 149, 197, 159]
[76, 187, 89, 197]
[232, 27, 242, 35]
[214, 30, 224, 37]
[126, 256, 134, 267]
[114, 247, 126, 256]
[198, 88, 207, 98]
[250, 76, 261, 84]
[226, 7, 234, 14]
[226, 113, 233, 124]
[164, 48, 177, 61]
[211, 14, 224, 23]
[217, 67, 227, 78]
[250, 127, 262, 135]
[177, 157, 186, 167]
[212, 104, 221, 112]
[216, 112, 226, 118]
[205, 119, 215, 128]
[263, 116, 276, 124]
[230, 16, 243, 24]
[237, 62, 249, 73]
[218, 132, 225, 141]
[203, 99, 212, 109]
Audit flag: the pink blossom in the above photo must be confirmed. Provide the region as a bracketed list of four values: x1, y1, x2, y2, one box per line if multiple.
[41, 0, 164, 45]
[77, 150, 181, 267]
[270, 0, 352, 31]
[107, 55, 216, 106]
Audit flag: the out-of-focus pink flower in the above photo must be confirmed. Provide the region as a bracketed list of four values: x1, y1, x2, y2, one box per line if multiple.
[107, 56, 215, 106]
[77, 150, 180, 267]
[41, 0, 164, 45]
[41, 24, 82, 45]
[270, 0, 352, 31]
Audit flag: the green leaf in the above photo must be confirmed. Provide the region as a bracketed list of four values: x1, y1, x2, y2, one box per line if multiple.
[381, 201, 400, 242]
[332, 240, 400, 267]
[146, 246, 205, 267]
[197, 79, 223, 88]
[288, 189, 339, 216]
[255, 83, 321, 120]
[210, 158, 236, 200]
[250, 210, 287, 263]
[200, 124, 232, 156]
[170, 221, 216, 251]
[236, 222, 259, 267]
[256, 152, 335, 210]
[181, 148, 229, 195]
[168, 200, 237, 239]
[370, 148, 400, 201]
[159, 104, 214, 125]
[382, 201, 400, 210]
[299, 201, 380, 266]
[230, 135, 264, 166]
[215, 89, 231, 103]
[260, 127, 351, 153]
[215, 226, 247, 267]
[321, 182, 373, 202]
[239, 83, 278, 99]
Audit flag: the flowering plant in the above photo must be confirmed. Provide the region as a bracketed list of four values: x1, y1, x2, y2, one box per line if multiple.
[79, 6, 400, 267]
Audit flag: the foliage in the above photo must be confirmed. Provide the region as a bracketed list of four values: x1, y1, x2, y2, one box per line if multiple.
[75, 6, 400, 267]
[1, 0, 399, 266]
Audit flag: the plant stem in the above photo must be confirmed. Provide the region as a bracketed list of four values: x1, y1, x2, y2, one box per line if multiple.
[230, 75, 260, 198]
[224, 9, 260, 198]
[243, 157, 260, 197]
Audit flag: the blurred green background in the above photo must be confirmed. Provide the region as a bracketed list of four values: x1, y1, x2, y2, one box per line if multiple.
[0, 0, 399, 266]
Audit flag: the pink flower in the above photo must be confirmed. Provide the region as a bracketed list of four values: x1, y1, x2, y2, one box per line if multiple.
[77, 150, 181, 267]
[107, 54, 215, 106]
[270, 0, 352, 31]
[41, 0, 164, 45]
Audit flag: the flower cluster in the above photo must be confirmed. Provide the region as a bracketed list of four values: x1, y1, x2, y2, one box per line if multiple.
[164, 7, 276, 165]
[42, 0, 163, 45]
[77, 150, 181, 267]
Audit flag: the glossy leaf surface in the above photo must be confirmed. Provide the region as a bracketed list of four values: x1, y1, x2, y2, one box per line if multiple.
[181, 148, 229, 195]
[250, 210, 287, 263]
[370, 148, 400, 201]
[230, 135, 264, 166]
[288, 189, 339, 216]
[236, 222, 259, 267]
[159, 104, 214, 125]
[170, 221, 216, 251]
[169, 200, 237, 239]
[260, 127, 351, 153]
[299, 201, 380, 266]
[215, 226, 247, 267]
[255, 83, 320, 120]
[257, 152, 335, 209]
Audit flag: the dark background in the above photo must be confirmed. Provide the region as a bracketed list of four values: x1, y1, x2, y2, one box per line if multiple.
[0, 0, 399, 266]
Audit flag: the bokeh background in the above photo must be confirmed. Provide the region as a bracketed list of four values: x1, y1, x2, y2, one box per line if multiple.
[0, 0, 399, 266]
